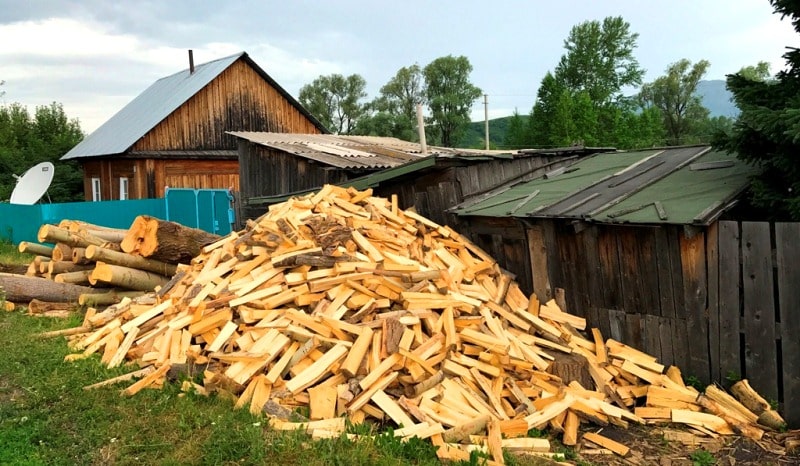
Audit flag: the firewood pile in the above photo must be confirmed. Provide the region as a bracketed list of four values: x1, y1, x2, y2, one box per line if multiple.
[10, 217, 220, 309]
[54, 185, 794, 463]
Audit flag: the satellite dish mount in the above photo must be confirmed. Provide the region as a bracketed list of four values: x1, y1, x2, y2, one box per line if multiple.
[9, 162, 55, 205]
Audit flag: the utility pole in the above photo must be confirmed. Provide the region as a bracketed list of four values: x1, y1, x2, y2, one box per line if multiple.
[484, 94, 489, 150]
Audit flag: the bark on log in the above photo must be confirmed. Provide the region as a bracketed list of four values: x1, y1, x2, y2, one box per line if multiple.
[85, 245, 178, 276]
[0, 272, 96, 303]
[547, 353, 594, 390]
[121, 216, 220, 264]
[54, 270, 93, 285]
[38, 225, 120, 251]
[17, 241, 53, 258]
[27, 299, 77, 315]
[89, 262, 169, 291]
[48, 260, 93, 275]
[731, 379, 787, 429]
[71, 247, 92, 265]
[78, 289, 146, 306]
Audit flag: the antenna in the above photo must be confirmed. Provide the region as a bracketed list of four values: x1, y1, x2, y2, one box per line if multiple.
[9, 162, 55, 205]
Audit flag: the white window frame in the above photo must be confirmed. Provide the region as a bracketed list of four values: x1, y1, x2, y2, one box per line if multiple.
[119, 177, 129, 200]
[91, 177, 101, 202]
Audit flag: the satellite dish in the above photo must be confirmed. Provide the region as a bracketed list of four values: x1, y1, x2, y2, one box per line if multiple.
[10, 162, 55, 205]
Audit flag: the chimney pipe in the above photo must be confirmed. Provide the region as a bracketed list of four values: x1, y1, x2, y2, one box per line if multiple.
[188, 49, 195, 74]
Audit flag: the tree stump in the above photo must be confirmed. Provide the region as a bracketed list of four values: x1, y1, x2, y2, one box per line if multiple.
[546, 353, 594, 390]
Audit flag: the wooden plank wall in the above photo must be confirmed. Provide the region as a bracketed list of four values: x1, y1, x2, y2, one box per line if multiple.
[517, 219, 799, 426]
[133, 59, 321, 152]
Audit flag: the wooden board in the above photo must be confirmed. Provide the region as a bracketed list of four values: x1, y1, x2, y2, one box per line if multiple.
[717, 221, 741, 383]
[776, 222, 800, 426]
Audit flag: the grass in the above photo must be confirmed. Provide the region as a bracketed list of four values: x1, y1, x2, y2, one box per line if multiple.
[689, 448, 717, 466]
[0, 240, 33, 265]
[0, 309, 558, 465]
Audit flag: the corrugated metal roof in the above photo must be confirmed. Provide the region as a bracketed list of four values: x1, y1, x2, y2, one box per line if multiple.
[453, 146, 759, 225]
[229, 132, 434, 169]
[63, 52, 327, 160]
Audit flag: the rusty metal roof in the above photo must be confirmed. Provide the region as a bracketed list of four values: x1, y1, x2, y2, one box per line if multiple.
[228, 132, 444, 169]
[62, 52, 327, 161]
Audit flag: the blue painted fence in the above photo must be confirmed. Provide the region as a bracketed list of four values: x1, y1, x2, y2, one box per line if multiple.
[0, 188, 234, 245]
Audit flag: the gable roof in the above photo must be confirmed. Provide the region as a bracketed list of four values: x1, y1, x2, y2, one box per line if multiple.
[63, 52, 326, 160]
[453, 146, 759, 226]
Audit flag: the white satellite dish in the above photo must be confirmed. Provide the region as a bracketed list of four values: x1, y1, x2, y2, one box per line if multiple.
[9, 162, 55, 205]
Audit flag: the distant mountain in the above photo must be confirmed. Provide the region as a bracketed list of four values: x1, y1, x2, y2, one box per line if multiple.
[460, 80, 739, 148]
[696, 80, 739, 118]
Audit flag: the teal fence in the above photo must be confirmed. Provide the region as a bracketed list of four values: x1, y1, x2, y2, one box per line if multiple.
[0, 188, 234, 245]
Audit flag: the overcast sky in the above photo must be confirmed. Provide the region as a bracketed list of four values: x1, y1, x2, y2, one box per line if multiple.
[1, 0, 796, 133]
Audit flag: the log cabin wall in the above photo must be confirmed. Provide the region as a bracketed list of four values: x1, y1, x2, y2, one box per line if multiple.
[132, 59, 321, 152]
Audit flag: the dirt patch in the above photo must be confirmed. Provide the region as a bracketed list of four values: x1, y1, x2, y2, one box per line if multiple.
[573, 424, 799, 466]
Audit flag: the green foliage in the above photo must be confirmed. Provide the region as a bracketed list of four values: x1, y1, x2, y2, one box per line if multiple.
[0, 102, 84, 202]
[724, 370, 742, 384]
[684, 375, 704, 391]
[640, 59, 712, 145]
[715, 1, 800, 220]
[423, 55, 482, 147]
[0, 239, 33, 265]
[554, 16, 644, 104]
[355, 65, 425, 141]
[299, 74, 368, 134]
[689, 448, 717, 466]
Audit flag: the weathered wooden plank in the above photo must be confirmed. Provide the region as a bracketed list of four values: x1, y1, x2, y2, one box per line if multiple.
[608, 308, 626, 342]
[717, 221, 741, 382]
[680, 229, 710, 385]
[642, 314, 662, 362]
[581, 226, 605, 322]
[741, 222, 778, 401]
[670, 317, 689, 372]
[658, 316, 674, 367]
[635, 228, 661, 316]
[527, 225, 552, 303]
[776, 222, 800, 426]
[653, 227, 676, 318]
[617, 228, 640, 314]
[597, 227, 623, 311]
[705, 221, 721, 383]
[624, 313, 643, 350]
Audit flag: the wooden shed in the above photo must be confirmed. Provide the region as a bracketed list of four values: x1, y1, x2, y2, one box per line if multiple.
[61, 51, 326, 201]
[451, 145, 798, 397]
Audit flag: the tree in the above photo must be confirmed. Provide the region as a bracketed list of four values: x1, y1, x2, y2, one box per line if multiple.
[504, 109, 531, 149]
[738, 61, 772, 82]
[554, 16, 644, 104]
[298, 74, 367, 134]
[0, 102, 84, 202]
[715, 1, 800, 219]
[353, 65, 425, 140]
[640, 59, 711, 145]
[423, 56, 482, 147]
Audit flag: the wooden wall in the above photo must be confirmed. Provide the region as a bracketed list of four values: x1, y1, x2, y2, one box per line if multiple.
[239, 143, 355, 219]
[466, 217, 800, 425]
[81, 158, 238, 201]
[133, 59, 321, 152]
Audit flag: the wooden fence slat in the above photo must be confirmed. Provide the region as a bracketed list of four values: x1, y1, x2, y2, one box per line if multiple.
[717, 221, 741, 382]
[658, 316, 675, 367]
[706, 221, 721, 383]
[654, 228, 676, 319]
[680, 229, 711, 384]
[608, 309, 626, 343]
[643, 314, 662, 362]
[670, 317, 689, 373]
[776, 222, 800, 426]
[527, 226, 552, 302]
[741, 222, 778, 401]
[597, 227, 623, 311]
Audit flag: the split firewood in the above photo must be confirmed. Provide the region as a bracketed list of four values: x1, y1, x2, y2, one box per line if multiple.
[55, 185, 786, 460]
[730, 379, 787, 430]
[121, 215, 220, 263]
[27, 299, 77, 317]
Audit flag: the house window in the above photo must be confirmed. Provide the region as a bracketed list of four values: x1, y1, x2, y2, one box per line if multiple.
[119, 177, 129, 200]
[91, 178, 101, 202]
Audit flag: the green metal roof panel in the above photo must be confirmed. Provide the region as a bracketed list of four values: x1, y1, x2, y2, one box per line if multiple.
[454, 150, 658, 217]
[596, 150, 758, 225]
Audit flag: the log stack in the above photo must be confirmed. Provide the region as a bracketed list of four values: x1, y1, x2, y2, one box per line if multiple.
[12, 218, 219, 307]
[57, 185, 791, 463]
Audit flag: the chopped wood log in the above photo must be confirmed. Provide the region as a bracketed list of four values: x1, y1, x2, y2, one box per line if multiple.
[121, 215, 220, 263]
[51, 243, 73, 262]
[27, 299, 77, 315]
[85, 245, 178, 276]
[3, 300, 15, 311]
[547, 353, 593, 391]
[71, 247, 92, 265]
[89, 262, 169, 291]
[0, 272, 96, 303]
[18, 241, 53, 257]
[78, 290, 146, 306]
[48, 260, 93, 275]
[696, 393, 764, 440]
[35, 326, 90, 338]
[37, 224, 119, 250]
[730, 379, 786, 430]
[54, 270, 93, 285]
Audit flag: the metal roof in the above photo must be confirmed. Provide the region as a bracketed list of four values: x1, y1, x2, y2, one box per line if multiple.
[63, 52, 326, 160]
[228, 132, 438, 170]
[453, 146, 759, 226]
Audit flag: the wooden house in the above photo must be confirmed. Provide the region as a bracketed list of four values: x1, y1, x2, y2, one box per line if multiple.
[62, 51, 326, 201]
[452, 145, 771, 387]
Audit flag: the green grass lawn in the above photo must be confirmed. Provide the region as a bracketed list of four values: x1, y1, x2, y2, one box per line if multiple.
[0, 309, 556, 466]
[0, 240, 34, 266]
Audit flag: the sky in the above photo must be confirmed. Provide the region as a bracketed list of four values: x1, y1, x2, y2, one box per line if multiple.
[0, 0, 797, 134]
